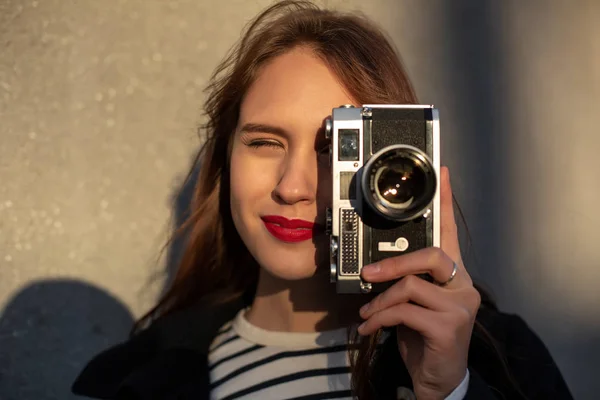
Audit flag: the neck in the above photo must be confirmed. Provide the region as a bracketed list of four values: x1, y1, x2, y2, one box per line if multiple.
[245, 266, 367, 333]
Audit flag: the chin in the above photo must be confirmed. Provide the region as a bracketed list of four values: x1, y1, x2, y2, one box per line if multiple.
[256, 250, 320, 281]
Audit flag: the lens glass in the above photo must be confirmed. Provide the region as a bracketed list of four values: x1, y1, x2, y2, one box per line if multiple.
[362, 144, 436, 222]
[375, 157, 426, 209]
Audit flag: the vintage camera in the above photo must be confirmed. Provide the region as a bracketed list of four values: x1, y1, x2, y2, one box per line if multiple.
[325, 105, 441, 294]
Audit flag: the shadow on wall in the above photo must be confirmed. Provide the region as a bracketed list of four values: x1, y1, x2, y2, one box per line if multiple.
[0, 279, 134, 400]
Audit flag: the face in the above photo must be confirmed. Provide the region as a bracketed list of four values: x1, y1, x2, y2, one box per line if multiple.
[230, 47, 355, 281]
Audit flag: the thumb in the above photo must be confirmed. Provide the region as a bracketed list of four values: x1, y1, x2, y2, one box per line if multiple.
[439, 166, 461, 262]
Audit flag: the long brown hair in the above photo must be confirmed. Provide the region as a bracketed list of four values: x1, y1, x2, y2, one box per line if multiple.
[135, 1, 523, 398]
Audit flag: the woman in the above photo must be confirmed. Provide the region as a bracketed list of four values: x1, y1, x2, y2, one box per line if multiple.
[72, 1, 572, 399]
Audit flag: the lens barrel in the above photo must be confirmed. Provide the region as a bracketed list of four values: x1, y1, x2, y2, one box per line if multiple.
[362, 145, 436, 221]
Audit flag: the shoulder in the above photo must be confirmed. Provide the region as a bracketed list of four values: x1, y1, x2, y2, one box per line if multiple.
[208, 320, 236, 350]
[466, 306, 573, 399]
[471, 305, 556, 365]
[71, 299, 244, 399]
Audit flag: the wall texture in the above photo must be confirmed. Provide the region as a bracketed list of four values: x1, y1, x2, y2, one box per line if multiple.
[0, 0, 598, 398]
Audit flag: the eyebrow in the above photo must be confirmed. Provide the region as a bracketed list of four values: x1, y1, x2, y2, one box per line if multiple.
[239, 123, 289, 137]
[238, 122, 328, 148]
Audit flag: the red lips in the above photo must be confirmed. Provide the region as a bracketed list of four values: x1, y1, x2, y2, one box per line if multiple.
[261, 215, 318, 243]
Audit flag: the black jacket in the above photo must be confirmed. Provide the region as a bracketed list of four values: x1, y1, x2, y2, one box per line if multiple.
[72, 300, 573, 399]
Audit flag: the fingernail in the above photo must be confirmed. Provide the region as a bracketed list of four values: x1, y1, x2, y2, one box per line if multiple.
[362, 263, 380, 275]
[357, 322, 366, 334]
[359, 302, 370, 315]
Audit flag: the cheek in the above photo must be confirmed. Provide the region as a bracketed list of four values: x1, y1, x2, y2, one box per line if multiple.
[229, 146, 278, 220]
[229, 152, 251, 224]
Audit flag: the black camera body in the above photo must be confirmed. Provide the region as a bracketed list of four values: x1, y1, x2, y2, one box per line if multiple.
[325, 105, 441, 294]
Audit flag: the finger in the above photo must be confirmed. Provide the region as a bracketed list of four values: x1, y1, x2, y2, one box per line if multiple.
[357, 302, 440, 337]
[359, 275, 453, 319]
[440, 166, 461, 262]
[361, 246, 458, 284]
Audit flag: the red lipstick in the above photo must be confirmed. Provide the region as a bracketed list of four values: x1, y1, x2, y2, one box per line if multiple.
[261, 215, 317, 243]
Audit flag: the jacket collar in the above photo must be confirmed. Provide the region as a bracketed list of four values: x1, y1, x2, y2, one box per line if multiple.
[72, 299, 245, 399]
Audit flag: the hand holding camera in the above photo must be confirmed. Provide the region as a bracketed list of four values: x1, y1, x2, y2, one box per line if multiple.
[327, 105, 480, 398]
[358, 166, 481, 400]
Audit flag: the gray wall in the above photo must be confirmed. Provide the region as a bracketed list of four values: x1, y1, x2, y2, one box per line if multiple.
[0, 0, 598, 398]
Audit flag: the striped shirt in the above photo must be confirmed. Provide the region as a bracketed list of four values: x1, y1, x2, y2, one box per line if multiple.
[208, 309, 469, 400]
[208, 309, 352, 400]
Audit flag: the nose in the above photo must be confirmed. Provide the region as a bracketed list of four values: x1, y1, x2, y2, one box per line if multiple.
[272, 151, 317, 205]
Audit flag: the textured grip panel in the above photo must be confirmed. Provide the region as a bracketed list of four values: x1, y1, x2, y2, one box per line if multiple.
[341, 209, 359, 274]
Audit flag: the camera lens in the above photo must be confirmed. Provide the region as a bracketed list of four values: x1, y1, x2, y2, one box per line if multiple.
[362, 145, 436, 221]
[375, 162, 426, 208]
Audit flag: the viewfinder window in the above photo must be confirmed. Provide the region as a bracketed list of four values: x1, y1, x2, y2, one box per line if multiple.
[338, 129, 360, 161]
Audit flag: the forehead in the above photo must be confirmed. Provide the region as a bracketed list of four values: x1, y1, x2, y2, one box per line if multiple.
[239, 47, 355, 130]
